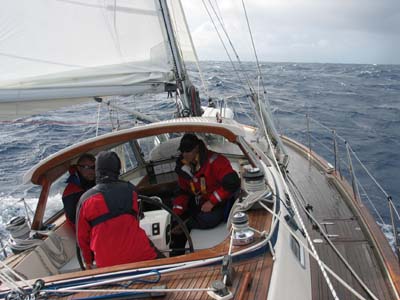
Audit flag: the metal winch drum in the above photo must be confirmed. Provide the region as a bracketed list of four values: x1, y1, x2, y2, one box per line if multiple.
[6, 216, 30, 240]
[231, 212, 254, 246]
[243, 167, 265, 192]
[5, 216, 31, 254]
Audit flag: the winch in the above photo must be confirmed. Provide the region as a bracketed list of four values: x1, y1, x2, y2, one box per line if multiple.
[231, 212, 254, 246]
[243, 166, 265, 192]
[5, 216, 31, 254]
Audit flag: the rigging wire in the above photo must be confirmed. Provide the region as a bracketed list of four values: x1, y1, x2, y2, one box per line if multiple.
[259, 115, 340, 299]
[348, 144, 391, 199]
[258, 202, 370, 300]
[306, 133, 386, 224]
[212, 0, 225, 28]
[95, 102, 101, 137]
[205, 0, 255, 92]
[286, 176, 380, 299]
[170, 0, 211, 100]
[1, 191, 376, 300]
[275, 108, 396, 224]
[304, 130, 387, 225]
[231, 96, 255, 125]
[200, 0, 249, 96]
[240, 0, 267, 95]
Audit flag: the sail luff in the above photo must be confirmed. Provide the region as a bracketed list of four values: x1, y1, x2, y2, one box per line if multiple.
[159, 0, 192, 113]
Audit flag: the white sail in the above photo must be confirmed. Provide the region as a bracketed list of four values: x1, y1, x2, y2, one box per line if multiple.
[167, 0, 196, 63]
[0, 0, 193, 120]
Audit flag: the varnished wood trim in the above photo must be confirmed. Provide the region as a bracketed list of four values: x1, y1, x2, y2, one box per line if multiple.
[30, 123, 238, 184]
[32, 178, 50, 230]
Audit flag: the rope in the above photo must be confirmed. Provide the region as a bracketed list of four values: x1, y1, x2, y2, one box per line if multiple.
[5, 217, 42, 253]
[7, 237, 42, 252]
[258, 202, 369, 300]
[286, 175, 379, 299]
[0, 258, 33, 290]
[56, 256, 222, 291]
[39, 232, 68, 267]
[43, 228, 271, 294]
[0, 271, 25, 293]
[260, 122, 340, 299]
[34, 246, 56, 276]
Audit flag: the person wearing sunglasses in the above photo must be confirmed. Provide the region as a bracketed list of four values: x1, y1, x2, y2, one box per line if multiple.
[62, 153, 96, 230]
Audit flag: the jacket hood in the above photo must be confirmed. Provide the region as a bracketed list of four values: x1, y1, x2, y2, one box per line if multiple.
[96, 151, 121, 183]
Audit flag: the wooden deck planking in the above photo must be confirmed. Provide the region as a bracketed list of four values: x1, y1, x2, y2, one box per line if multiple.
[285, 142, 397, 300]
[46, 208, 273, 300]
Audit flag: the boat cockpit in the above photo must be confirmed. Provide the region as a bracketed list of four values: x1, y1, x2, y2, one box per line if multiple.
[3, 120, 277, 280]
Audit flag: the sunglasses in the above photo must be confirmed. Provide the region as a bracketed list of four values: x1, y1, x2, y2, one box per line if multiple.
[78, 164, 95, 170]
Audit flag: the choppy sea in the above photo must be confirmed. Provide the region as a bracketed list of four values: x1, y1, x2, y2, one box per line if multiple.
[0, 61, 399, 243]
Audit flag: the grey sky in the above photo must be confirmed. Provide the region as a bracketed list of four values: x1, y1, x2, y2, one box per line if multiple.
[181, 0, 400, 64]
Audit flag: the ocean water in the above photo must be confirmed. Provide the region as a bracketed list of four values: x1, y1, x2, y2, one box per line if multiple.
[0, 62, 399, 241]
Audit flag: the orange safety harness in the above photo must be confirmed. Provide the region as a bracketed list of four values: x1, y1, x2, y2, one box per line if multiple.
[189, 176, 207, 195]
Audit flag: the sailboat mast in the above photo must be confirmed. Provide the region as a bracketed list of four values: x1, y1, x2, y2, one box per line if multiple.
[158, 0, 193, 116]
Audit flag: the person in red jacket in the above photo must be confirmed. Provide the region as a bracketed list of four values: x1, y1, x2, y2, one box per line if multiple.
[76, 151, 160, 269]
[171, 133, 240, 255]
[62, 153, 96, 229]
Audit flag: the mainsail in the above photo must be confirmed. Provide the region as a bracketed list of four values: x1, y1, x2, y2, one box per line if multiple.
[0, 0, 194, 120]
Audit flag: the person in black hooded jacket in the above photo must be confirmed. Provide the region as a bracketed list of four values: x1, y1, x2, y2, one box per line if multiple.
[76, 151, 161, 269]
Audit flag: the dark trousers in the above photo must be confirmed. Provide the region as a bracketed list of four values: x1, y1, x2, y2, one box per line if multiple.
[170, 199, 226, 256]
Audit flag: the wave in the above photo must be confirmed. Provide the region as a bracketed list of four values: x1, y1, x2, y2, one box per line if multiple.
[378, 222, 396, 252]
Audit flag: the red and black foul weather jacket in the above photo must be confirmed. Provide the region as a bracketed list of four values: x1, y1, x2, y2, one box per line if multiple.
[62, 167, 87, 229]
[173, 149, 240, 215]
[76, 181, 157, 268]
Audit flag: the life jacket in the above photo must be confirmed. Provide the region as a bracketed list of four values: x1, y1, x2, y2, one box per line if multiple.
[173, 150, 240, 215]
[80, 181, 138, 227]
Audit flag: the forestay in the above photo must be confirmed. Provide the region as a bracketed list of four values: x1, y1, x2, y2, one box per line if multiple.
[0, 0, 192, 120]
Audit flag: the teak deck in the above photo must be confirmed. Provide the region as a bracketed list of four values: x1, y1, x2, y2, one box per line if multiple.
[41, 210, 274, 300]
[3, 132, 399, 299]
[284, 137, 399, 300]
